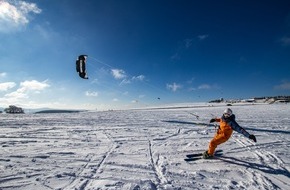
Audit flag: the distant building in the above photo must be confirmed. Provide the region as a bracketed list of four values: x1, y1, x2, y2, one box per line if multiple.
[209, 95, 290, 104]
[241, 98, 255, 103]
[4, 105, 25, 114]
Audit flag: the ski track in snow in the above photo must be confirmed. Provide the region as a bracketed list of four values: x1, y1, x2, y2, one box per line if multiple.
[232, 137, 290, 189]
[0, 104, 290, 189]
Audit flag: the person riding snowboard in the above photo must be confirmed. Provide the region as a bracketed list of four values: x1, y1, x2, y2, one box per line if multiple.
[203, 108, 257, 159]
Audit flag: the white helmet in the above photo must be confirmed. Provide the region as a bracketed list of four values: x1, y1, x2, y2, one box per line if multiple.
[223, 108, 232, 117]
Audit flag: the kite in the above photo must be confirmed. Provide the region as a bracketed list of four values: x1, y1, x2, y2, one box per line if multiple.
[76, 55, 88, 79]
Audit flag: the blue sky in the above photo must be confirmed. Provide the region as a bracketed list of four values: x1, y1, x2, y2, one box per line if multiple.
[0, 0, 290, 110]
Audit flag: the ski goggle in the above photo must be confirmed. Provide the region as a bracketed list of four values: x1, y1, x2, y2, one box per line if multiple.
[223, 113, 231, 118]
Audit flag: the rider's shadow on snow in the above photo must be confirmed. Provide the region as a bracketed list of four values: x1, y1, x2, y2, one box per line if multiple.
[217, 156, 290, 178]
[164, 121, 290, 135]
[244, 127, 290, 135]
[162, 120, 213, 126]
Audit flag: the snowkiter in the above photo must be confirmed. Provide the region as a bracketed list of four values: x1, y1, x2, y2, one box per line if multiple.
[203, 108, 257, 159]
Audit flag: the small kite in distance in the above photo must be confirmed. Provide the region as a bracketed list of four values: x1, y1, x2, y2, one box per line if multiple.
[76, 55, 88, 79]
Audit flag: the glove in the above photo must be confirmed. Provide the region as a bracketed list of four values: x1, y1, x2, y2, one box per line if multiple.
[210, 118, 216, 123]
[249, 134, 257, 142]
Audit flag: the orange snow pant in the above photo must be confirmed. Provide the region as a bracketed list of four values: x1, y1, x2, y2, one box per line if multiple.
[208, 129, 233, 155]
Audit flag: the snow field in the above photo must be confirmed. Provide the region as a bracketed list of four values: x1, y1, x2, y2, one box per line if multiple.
[0, 104, 289, 189]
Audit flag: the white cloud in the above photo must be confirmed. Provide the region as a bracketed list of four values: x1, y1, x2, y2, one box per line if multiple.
[274, 81, 290, 90]
[0, 82, 16, 91]
[0, 80, 50, 108]
[111, 69, 126, 79]
[18, 1, 41, 14]
[4, 80, 49, 100]
[4, 89, 28, 99]
[20, 80, 49, 90]
[166, 82, 182, 92]
[0, 0, 41, 33]
[85, 91, 98, 97]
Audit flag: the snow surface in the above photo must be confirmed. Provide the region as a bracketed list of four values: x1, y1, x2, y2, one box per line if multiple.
[0, 104, 289, 190]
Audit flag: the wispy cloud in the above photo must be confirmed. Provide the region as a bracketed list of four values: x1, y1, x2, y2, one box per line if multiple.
[187, 77, 195, 84]
[33, 23, 51, 40]
[0, 82, 16, 91]
[166, 82, 182, 92]
[131, 100, 138, 103]
[170, 53, 180, 61]
[111, 68, 146, 86]
[120, 79, 131, 85]
[188, 83, 219, 91]
[132, 75, 145, 81]
[0, 72, 7, 77]
[184, 38, 194, 48]
[0, 0, 41, 33]
[279, 36, 290, 46]
[121, 74, 145, 85]
[198, 84, 211, 90]
[171, 34, 209, 61]
[197, 34, 209, 41]
[85, 91, 98, 97]
[198, 83, 220, 90]
[184, 34, 209, 48]
[274, 81, 290, 90]
[111, 69, 127, 79]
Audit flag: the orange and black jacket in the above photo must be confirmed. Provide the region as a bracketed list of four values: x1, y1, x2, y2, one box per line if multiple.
[215, 114, 250, 138]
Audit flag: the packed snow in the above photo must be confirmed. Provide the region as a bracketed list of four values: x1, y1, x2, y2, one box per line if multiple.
[0, 103, 289, 190]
